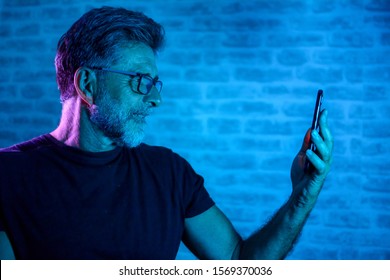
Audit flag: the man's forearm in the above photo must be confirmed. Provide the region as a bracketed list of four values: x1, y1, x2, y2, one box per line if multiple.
[238, 197, 315, 260]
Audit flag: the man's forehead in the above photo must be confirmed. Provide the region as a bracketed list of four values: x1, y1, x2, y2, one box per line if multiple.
[114, 43, 157, 74]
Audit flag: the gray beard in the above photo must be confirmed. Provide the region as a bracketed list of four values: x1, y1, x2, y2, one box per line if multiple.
[88, 95, 147, 148]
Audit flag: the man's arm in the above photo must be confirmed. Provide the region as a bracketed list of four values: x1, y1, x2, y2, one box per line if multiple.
[183, 110, 333, 260]
[0, 231, 15, 260]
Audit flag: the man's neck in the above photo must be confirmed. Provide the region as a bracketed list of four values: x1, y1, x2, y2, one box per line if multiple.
[50, 97, 117, 152]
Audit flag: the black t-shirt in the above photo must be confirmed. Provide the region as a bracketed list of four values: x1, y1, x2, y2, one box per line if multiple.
[0, 134, 214, 259]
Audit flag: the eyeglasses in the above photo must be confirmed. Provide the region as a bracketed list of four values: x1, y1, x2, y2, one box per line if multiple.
[91, 67, 163, 95]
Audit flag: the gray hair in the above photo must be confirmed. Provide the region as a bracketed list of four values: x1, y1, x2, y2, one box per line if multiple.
[55, 6, 165, 102]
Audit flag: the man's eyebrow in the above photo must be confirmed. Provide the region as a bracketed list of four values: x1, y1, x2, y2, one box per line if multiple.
[131, 68, 159, 79]
[127, 64, 156, 77]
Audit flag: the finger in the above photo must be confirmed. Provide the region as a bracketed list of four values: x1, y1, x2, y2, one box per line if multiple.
[319, 109, 334, 152]
[311, 129, 332, 163]
[305, 148, 327, 175]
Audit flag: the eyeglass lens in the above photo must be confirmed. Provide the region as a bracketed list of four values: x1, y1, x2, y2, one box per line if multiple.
[139, 76, 162, 95]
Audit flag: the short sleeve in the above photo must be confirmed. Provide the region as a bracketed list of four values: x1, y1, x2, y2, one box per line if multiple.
[179, 156, 215, 218]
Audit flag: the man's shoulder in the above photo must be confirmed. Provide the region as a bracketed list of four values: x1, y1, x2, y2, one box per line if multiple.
[0, 134, 52, 154]
[137, 143, 173, 155]
[135, 143, 188, 166]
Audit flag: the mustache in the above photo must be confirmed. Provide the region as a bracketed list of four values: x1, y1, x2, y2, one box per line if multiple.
[131, 107, 151, 117]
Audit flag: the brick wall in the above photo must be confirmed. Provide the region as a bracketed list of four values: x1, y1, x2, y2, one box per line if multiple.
[0, 0, 389, 259]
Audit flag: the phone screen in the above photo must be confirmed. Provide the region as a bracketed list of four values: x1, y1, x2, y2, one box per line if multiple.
[305, 89, 323, 171]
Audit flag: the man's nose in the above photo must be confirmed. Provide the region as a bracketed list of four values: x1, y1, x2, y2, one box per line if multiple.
[143, 86, 161, 107]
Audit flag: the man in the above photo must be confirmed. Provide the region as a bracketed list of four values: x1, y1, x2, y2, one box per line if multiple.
[0, 6, 333, 260]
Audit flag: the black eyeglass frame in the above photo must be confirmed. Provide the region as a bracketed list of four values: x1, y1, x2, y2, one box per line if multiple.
[90, 67, 163, 96]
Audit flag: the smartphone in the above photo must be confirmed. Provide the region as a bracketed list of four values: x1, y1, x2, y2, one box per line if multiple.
[305, 89, 324, 171]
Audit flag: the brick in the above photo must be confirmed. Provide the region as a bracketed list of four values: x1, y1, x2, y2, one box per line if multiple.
[189, 17, 221, 32]
[331, 155, 362, 173]
[290, 16, 357, 31]
[13, 70, 54, 83]
[204, 51, 271, 66]
[0, 70, 10, 82]
[287, 244, 339, 260]
[203, 51, 227, 65]
[150, 118, 204, 133]
[325, 211, 371, 228]
[361, 140, 390, 156]
[363, 121, 390, 137]
[152, 135, 230, 152]
[325, 86, 363, 101]
[345, 68, 363, 83]
[41, 23, 71, 35]
[363, 85, 388, 101]
[195, 153, 256, 170]
[218, 101, 277, 116]
[364, 15, 390, 29]
[362, 160, 390, 175]
[277, 49, 307, 66]
[235, 67, 292, 82]
[362, 196, 390, 211]
[220, 2, 245, 14]
[245, 120, 293, 135]
[235, 138, 282, 152]
[0, 25, 12, 37]
[364, 67, 390, 82]
[34, 101, 62, 116]
[313, 50, 390, 65]
[222, 18, 284, 31]
[377, 214, 390, 229]
[163, 51, 202, 66]
[177, 101, 217, 115]
[262, 86, 289, 95]
[0, 101, 33, 113]
[174, 33, 222, 49]
[282, 102, 314, 118]
[0, 85, 18, 98]
[259, 156, 297, 170]
[313, 230, 390, 247]
[162, 83, 202, 100]
[365, 0, 390, 11]
[15, 24, 40, 36]
[3, 39, 46, 52]
[363, 176, 390, 191]
[38, 7, 65, 20]
[207, 118, 241, 134]
[229, 51, 271, 65]
[2, 0, 42, 6]
[9, 116, 54, 128]
[0, 10, 32, 20]
[247, 0, 307, 13]
[20, 84, 45, 99]
[329, 32, 375, 48]
[320, 193, 352, 209]
[296, 67, 343, 83]
[312, 0, 335, 13]
[206, 85, 261, 100]
[222, 33, 262, 48]
[337, 247, 361, 260]
[170, 2, 214, 15]
[185, 68, 229, 82]
[357, 249, 390, 260]
[266, 34, 324, 47]
[0, 56, 27, 67]
[381, 33, 390, 46]
[0, 131, 19, 148]
[348, 104, 376, 119]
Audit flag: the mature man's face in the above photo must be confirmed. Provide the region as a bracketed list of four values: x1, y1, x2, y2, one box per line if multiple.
[89, 43, 161, 147]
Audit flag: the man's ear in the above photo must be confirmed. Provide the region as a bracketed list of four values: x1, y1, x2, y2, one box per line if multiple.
[73, 67, 97, 106]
